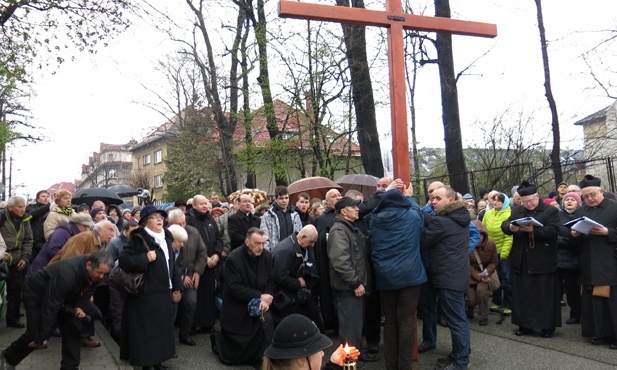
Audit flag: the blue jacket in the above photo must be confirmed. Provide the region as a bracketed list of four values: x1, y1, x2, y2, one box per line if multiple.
[369, 190, 427, 291]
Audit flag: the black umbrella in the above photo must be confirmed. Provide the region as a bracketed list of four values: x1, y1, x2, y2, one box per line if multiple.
[107, 184, 139, 197]
[72, 188, 123, 207]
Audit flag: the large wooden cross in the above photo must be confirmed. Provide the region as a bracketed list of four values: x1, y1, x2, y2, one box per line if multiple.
[279, 0, 497, 182]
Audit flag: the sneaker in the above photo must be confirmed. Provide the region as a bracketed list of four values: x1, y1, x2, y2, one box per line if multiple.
[490, 304, 501, 313]
[436, 358, 471, 369]
[501, 308, 512, 316]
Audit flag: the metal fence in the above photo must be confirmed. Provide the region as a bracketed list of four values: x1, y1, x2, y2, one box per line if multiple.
[418, 156, 616, 202]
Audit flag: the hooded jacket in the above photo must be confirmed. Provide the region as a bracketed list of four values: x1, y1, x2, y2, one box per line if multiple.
[369, 189, 426, 291]
[421, 200, 471, 292]
[482, 195, 513, 258]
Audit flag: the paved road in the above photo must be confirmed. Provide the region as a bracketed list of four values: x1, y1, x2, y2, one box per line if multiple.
[0, 306, 615, 369]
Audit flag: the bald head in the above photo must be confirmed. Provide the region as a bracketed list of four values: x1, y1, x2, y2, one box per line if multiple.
[325, 189, 342, 208]
[377, 177, 392, 191]
[427, 181, 445, 197]
[297, 225, 318, 249]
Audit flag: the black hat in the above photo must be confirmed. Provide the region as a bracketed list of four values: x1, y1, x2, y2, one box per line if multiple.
[139, 205, 167, 225]
[264, 314, 332, 360]
[334, 197, 361, 213]
[77, 203, 90, 213]
[579, 174, 601, 189]
[516, 181, 537, 196]
[174, 199, 187, 207]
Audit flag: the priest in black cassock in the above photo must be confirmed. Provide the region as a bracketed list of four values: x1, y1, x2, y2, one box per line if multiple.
[502, 181, 562, 338]
[572, 174, 617, 349]
[212, 227, 275, 366]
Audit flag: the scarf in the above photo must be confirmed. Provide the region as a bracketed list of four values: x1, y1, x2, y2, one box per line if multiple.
[145, 227, 172, 289]
[59, 206, 73, 216]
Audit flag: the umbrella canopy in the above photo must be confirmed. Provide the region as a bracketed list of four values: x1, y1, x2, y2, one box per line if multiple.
[107, 184, 139, 197]
[72, 188, 123, 207]
[287, 177, 343, 204]
[335, 174, 380, 198]
[227, 189, 269, 206]
[157, 202, 175, 211]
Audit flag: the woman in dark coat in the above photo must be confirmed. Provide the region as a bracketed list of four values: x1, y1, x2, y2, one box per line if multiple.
[119, 205, 182, 370]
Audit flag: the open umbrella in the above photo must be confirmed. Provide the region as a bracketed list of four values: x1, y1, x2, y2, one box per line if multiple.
[107, 184, 139, 197]
[72, 188, 123, 207]
[227, 189, 269, 206]
[287, 177, 343, 204]
[335, 174, 379, 198]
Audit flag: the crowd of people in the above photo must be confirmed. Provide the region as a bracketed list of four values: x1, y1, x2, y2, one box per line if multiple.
[0, 173, 615, 370]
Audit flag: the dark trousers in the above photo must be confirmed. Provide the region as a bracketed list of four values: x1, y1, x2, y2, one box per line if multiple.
[335, 290, 365, 350]
[558, 268, 581, 319]
[437, 289, 470, 369]
[179, 287, 198, 338]
[3, 308, 81, 369]
[6, 265, 24, 325]
[381, 286, 420, 370]
[417, 280, 437, 346]
[363, 291, 381, 346]
[492, 258, 512, 309]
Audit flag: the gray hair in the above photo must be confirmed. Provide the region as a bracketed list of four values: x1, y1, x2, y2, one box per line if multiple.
[87, 250, 113, 268]
[167, 209, 186, 225]
[168, 224, 188, 243]
[7, 196, 26, 207]
[94, 220, 113, 231]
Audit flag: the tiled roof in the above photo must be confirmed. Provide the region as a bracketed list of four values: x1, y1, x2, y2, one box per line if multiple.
[573, 104, 611, 126]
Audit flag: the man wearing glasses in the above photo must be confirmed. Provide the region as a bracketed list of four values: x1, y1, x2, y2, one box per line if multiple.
[571, 174, 617, 349]
[503, 181, 562, 338]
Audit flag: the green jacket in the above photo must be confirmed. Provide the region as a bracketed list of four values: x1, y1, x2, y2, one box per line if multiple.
[482, 207, 513, 259]
[0, 208, 33, 265]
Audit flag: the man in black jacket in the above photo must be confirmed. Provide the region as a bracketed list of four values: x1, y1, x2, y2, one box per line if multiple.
[1, 251, 112, 370]
[227, 194, 261, 251]
[186, 194, 223, 333]
[25, 190, 50, 263]
[271, 225, 321, 328]
[421, 186, 471, 370]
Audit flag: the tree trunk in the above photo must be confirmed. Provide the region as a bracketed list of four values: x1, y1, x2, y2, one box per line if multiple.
[534, 0, 562, 185]
[434, 0, 469, 193]
[336, 0, 384, 178]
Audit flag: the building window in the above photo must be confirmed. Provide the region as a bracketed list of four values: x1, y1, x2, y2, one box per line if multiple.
[154, 150, 163, 164]
[107, 153, 114, 162]
[154, 174, 163, 188]
[108, 169, 116, 179]
[144, 154, 151, 165]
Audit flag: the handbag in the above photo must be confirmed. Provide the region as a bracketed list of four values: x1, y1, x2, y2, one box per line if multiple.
[109, 238, 150, 294]
[472, 249, 501, 292]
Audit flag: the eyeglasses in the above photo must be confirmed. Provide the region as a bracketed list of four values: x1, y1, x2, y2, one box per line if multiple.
[148, 215, 164, 221]
[521, 196, 538, 205]
[582, 191, 598, 200]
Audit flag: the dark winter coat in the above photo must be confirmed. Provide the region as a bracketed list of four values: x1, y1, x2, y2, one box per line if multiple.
[0, 208, 33, 265]
[369, 190, 426, 291]
[557, 208, 580, 270]
[572, 198, 617, 285]
[221, 244, 274, 336]
[421, 200, 470, 292]
[502, 202, 561, 275]
[271, 234, 311, 301]
[186, 208, 223, 258]
[118, 227, 182, 367]
[227, 211, 261, 251]
[327, 216, 372, 294]
[23, 254, 101, 343]
[178, 225, 208, 276]
[25, 202, 50, 257]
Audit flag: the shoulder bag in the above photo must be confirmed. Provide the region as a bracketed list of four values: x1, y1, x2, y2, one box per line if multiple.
[472, 249, 500, 292]
[109, 238, 150, 294]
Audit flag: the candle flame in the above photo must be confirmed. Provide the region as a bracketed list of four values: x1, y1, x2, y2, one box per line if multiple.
[343, 343, 350, 355]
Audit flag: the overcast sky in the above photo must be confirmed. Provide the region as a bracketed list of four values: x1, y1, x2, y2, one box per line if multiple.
[8, 0, 617, 199]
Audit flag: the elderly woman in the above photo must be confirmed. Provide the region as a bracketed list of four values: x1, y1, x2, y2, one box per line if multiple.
[557, 192, 583, 324]
[466, 220, 498, 325]
[43, 189, 73, 240]
[118, 205, 182, 370]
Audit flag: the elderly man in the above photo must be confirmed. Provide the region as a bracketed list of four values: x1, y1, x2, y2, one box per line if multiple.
[1, 251, 112, 370]
[502, 181, 561, 338]
[421, 186, 471, 370]
[571, 175, 617, 348]
[260, 185, 302, 252]
[228, 194, 261, 251]
[167, 209, 208, 346]
[271, 225, 321, 327]
[186, 194, 222, 333]
[48, 220, 115, 264]
[328, 197, 377, 362]
[213, 228, 274, 366]
[1, 196, 33, 329]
